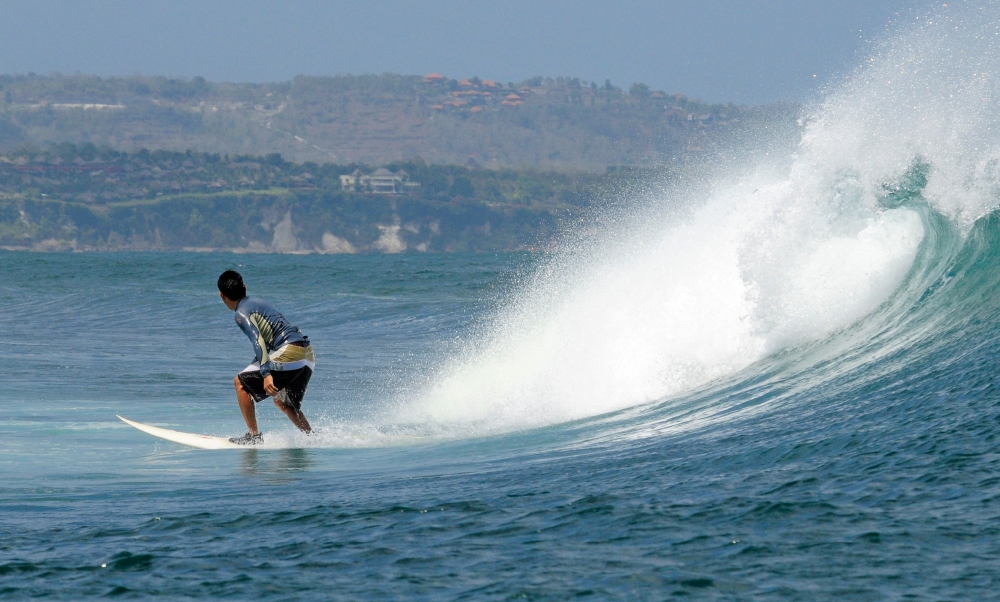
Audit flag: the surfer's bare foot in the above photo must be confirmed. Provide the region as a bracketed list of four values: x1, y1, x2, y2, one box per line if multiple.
[229, 432, 263, 446]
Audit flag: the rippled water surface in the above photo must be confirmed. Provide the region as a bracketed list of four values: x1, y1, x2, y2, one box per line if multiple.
[2, 243, 1000, 600]
[11, 6, 1000, 597]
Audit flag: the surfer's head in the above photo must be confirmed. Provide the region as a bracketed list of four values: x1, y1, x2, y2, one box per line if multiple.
[218, 270, 247, 307]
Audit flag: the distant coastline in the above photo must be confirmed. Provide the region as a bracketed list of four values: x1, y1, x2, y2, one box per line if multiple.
[0, 73, 799, 252]
[0, 147, 669, 253]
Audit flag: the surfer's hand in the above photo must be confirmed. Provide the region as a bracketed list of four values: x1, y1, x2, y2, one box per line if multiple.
[263, 374, 279, 396]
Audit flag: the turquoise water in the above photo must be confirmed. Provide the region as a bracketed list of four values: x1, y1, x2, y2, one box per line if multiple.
[3, 221, 1000, 599]
[10, 6, 1000, 598]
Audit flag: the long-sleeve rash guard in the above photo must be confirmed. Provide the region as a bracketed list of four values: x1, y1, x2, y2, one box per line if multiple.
[234, 297, 311, 377]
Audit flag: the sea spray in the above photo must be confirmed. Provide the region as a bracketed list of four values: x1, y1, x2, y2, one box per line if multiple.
[807, 2, 1000, 230]
[400, 4, 1000, 432]
[405, 177, 924, 431]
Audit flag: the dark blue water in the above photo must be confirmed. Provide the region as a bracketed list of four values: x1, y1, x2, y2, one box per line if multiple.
[9, 7, 1000, 596]
[3, 204, 1000, 600]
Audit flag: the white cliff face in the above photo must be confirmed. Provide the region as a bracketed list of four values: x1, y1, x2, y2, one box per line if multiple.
[266, 213, 406, 254]
[321, 232, 357, 254]
[270, 211, 299, 252]
[374, 224, 406, 253]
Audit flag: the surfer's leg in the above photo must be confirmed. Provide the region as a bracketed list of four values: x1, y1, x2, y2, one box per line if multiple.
[273, 397, 312, 433]
[234, 375, 259, 435]
[270, 367, 313, 433]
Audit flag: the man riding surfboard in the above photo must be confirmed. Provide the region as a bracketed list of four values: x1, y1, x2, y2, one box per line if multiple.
[218, 270, 314, 444]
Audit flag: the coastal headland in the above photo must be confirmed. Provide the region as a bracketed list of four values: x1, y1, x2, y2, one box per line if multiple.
[0, 73, 797, 252]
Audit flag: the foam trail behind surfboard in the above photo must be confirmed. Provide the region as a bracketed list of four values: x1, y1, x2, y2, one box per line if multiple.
[117, 415, 242, 450]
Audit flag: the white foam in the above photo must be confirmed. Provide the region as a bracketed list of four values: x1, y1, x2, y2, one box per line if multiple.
[803, 3, 1000, 230]
[403, 171, 924, 432]
[400, 4, 1000, 434]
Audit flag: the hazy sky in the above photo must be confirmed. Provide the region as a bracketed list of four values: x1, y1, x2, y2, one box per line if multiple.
[1, 0, 916, 104]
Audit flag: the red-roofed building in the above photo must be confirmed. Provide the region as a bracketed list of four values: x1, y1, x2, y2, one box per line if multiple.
[423, 73, 445, 83]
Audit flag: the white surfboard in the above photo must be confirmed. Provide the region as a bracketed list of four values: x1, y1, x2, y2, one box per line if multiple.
[117, 415, 243, 450]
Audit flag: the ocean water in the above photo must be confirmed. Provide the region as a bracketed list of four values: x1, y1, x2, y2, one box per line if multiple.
[8, 6, 1000, 600]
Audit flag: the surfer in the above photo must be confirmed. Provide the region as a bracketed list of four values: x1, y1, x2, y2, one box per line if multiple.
[217, 270, 314, 444]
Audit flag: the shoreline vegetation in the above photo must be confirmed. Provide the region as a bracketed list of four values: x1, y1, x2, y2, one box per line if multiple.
[0, 144, 661, 253]
[0, 73, 798, 252]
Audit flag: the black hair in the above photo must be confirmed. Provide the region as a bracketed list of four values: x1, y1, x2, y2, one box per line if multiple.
[217, 270, 247, 301]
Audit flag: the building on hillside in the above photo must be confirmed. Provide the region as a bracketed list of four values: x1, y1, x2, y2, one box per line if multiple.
[365, 167, 404, 193]
[340, 168, 419, 194]
[339, 169, 362, 190]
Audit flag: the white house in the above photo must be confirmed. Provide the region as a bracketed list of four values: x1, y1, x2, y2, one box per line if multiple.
[339, 169, 363, 190]
[341, 168, 420, 194]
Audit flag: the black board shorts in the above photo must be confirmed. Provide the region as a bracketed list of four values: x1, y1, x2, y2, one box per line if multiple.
[238, 366, 312, 410]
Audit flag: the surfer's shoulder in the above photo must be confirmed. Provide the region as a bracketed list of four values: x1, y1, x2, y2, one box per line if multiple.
[237, 296, 274, 313]
[233, 296, 253, 320]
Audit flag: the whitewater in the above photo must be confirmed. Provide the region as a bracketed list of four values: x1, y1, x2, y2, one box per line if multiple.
[6, 4, 1000, 599]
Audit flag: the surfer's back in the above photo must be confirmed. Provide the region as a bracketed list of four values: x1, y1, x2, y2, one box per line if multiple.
[234, 296, 307, 352]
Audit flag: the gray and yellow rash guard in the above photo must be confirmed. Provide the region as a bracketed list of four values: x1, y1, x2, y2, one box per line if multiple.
[234, 297, 315, 377]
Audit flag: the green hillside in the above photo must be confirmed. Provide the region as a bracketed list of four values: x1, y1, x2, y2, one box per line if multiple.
[0, 73, 796, 169]
[0, 145, 648, 252]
